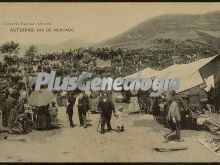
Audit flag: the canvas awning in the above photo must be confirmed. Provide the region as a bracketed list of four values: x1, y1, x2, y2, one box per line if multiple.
[124, 67, 159, 79]
[177, 70, 204, 92]
[123, 55, 219, 93]
[152, 55, 218, 79]
[151, 55, 219, 92]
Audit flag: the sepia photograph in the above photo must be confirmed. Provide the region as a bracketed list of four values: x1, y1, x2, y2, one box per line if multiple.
[0, 2, 220, 162]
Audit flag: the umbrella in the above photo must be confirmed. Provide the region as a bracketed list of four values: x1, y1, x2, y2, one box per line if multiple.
[28, 89, 55, 107]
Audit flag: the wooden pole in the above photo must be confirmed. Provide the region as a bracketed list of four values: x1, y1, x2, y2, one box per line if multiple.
[21, 67, 29, 99]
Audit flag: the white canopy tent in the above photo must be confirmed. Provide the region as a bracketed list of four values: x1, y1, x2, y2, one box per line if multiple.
[124, 67, 159, 79]
[152, 55, 217, 79]
[124, 55, 218, 93]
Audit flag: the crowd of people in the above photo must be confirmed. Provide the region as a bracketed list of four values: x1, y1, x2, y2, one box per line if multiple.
[0, 39, 219, 140]
[2, 38, 216, 79]
[0, 89, 33, 134]
[63, 90, 125, 134]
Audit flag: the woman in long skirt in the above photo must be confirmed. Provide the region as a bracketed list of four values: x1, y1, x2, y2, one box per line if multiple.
[35, 105, 51, 130]
[8, 102, 19, 133]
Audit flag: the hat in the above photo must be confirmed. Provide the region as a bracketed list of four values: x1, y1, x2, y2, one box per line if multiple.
[171, 90, 176, 96]
[102, 93, 108, 98]
[166, 90, 176, 97]
[118, 105, 123, 111]
[51, 101, 56, 105]
[10, 89, 18, 97]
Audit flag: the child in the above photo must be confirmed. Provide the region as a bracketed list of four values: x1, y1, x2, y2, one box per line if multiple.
[116, 105, 124, 132]
[48, 101, 58, 127]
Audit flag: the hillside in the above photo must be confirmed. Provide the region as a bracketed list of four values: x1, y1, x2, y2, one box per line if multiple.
[3, 11, 220, 60]
[42, 38, 93, 53]
[95, 11, 220, 49]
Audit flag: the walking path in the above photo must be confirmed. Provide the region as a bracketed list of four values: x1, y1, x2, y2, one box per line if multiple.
[0, 106, 219, 162]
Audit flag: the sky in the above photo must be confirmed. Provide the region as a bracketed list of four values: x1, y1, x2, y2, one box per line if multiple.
[1, 3, 220, 45]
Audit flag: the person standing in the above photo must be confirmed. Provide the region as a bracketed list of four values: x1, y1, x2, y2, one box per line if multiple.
[35, 105, 51, 130]
[77, 91, 90, 128]
[98, 93, 116, 134]
[0, 90, 7, 128]
[208, 85, 216, 113]
[164, 91, 182, 142]
[18, 96, 26, 115]
[129, 95, 140, 113]
[8, 100, 19, 133]
[61, 91, 67, 106]
[66, 98, 74, 128]
[48, 101, 58, 128]
[66, 91, 79, 128]
[2, 91, 16, 128]
[115, 105, 124, 132]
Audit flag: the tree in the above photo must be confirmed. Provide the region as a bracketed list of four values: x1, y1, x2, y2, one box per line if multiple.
[0, 41, 20, 54]
[25, 45, 37, 59]
[0, 41, 20, 66]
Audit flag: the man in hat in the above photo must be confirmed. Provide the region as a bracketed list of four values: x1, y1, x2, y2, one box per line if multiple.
[66, 91, 78, 128]
[98, 93, 116, 134]
[77, 91, 90, 128]
[66, 98, 75, 128]
[164, 91, 182, 142]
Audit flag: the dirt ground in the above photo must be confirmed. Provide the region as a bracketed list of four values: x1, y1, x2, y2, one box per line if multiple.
[0, 105, 219, 162]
